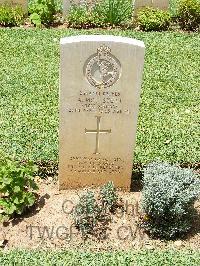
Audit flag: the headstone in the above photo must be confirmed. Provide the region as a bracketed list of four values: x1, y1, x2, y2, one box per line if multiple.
[134, 0, 169, 14]
[0, 0, 27, 11]
[59, 35, 145, 190]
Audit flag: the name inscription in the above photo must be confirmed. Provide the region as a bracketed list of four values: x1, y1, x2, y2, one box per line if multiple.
[66, 90, 130, 114]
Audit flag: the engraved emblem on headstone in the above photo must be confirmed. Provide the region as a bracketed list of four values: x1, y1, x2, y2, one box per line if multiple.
[84, 45, 121, 89]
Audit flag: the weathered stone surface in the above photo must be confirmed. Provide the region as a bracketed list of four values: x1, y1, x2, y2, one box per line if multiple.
[59, 35, 145, 190]
[134, 0, 169, 14]
[0, 0, 27, 11]
[63, 1, 169, 15]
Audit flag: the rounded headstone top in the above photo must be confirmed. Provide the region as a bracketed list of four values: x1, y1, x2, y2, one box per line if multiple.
[60, 35, 145, 48]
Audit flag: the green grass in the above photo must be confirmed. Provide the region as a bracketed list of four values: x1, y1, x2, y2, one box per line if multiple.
[0, 29, 199, 163]
[0, 249, 200, 265]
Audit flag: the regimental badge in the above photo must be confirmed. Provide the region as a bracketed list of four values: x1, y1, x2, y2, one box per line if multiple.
[84, 45, 121, 89]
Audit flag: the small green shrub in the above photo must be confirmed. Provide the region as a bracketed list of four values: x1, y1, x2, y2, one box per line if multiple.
[29, 13, 42, 27]
[0, 5, 25, 26]
[94, 0, 133, 26]
[67, 0, 133, 28]
[0, 152, 38, 222]
[29, 0, 60, 26]
[137, 7, 171, 31]
[100, 181, 118, 212]
[67, 4, 102, 29]
[177, 0, 200, 31]
[73, 191, 103, 238]
[169, 0, 180, 17]
[73, 182, 119, 239]
[141, 162, 200, 239]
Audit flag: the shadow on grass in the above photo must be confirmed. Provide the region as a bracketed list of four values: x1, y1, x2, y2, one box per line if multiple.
[184, 207, 200, 241]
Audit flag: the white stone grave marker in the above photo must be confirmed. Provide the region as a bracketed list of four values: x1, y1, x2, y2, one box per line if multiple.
[59, 35, 145, 190]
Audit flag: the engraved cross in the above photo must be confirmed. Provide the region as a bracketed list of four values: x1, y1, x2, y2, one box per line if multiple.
[85, 116, 111, 154]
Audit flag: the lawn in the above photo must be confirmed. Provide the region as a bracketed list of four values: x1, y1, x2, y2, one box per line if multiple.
[0, 249, 200, 266]
[0, 29, 199, 163]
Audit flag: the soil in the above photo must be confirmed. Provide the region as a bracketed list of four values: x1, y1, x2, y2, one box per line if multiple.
[0, 178, 200, 251]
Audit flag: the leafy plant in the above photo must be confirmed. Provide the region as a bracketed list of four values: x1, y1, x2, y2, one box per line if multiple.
[0, 152, 38, 222]
[29, 0, 60, 26]
[177, 0, 200, 31]
[94, 0, 133, 26]
[73, 182, 119, 239]
[169, 0, 180, 17]
[30, 13, 42, 27]
[0, 5, 25, 26]
[67, 0, 133, 28]
[73, 191, 102, 238]
[67, 4, 102, 29]
[137, 7, 171, 31]
[100, 181, 118, 212]
[141, 162, 200, 239]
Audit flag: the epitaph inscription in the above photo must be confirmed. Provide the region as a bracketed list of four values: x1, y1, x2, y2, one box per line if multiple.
[67, 156, 124, 174]
[59, 35, 145, 190]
